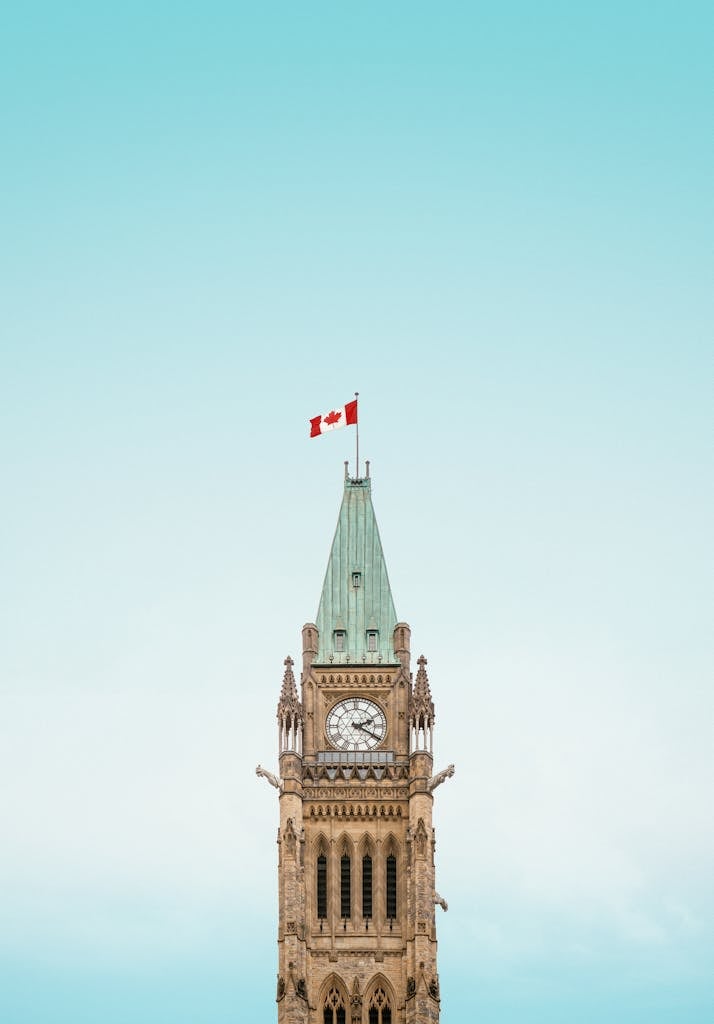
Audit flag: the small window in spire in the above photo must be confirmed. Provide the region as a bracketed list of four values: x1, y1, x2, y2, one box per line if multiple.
[352, 572, 362, 588]
[366, 630, 378, 652]
[334, 630, 346, 652]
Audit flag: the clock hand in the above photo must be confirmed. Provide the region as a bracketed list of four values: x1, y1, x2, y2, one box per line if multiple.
[356, 722, 381, 741]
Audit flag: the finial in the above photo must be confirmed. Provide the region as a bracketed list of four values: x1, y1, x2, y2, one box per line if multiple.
[414, 656, 431, 697]
[278, 655, 301, 715]
[411, 654, 434, 728]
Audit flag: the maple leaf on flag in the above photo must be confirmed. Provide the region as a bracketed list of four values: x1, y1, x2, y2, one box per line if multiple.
[309, 398, 358, 437]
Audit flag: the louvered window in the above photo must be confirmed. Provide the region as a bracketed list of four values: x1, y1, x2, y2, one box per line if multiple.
[362, 854, 372, 918]
[317, 854, 327, 919]
[386, 854, 397, 919]
[334, 630, 346, 652]
[366, 630, 378, 651]
[340, 854, 351, 918]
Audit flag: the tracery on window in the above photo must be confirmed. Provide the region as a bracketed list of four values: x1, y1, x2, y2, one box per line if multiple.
[324, 986, 346, 1024]
[368, 986, 392, 1024]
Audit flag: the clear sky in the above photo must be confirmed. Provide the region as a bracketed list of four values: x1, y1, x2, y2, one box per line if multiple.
[1, 3, 712, 1022]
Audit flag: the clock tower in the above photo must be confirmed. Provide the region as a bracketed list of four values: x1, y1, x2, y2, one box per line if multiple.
[257, 465, 454, 1023]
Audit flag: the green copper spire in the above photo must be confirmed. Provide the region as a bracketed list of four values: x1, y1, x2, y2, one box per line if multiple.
[315, 472, 399, 665]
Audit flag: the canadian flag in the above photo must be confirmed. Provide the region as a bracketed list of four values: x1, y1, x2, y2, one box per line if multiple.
[309, 398, 358, 437]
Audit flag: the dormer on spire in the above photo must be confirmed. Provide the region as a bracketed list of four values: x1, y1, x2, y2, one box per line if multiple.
[410, 655, 435, 753]
[277, 655, 303, 755]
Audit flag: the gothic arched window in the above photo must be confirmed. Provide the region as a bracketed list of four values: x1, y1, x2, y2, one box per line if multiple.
[368, 987, 392, 1024]
[324, 986, 346, 1024]
[362, 853, 373, 918]
[386, 854, 397, 920]
[340, 853, 351, 918]
[317, 853, 327, 919]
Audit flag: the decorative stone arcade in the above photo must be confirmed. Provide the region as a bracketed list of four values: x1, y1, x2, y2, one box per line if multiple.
[257, 470, 454, 1023]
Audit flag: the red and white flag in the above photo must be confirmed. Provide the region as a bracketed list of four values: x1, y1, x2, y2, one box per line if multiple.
[309, 398, 358, 437]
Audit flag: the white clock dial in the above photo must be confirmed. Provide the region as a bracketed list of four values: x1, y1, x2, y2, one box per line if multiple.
[326, 697, 387, 750]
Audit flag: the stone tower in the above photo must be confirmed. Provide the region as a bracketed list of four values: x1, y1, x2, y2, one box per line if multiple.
[257, 466, 454, 1023]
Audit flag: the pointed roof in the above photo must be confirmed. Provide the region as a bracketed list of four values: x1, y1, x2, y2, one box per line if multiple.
[277, 655, 301, 716]
[410, 655, 434, 724]
[315, 474, 399, 665]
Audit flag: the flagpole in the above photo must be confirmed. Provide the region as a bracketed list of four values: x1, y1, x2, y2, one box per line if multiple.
[354, 391, 359, 479]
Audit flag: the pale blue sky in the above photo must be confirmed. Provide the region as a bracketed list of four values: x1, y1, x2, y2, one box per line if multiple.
[1, 3, 712, 1022]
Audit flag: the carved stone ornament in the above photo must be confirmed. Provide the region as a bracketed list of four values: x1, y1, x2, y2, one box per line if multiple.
[276, 976, 285, 1002]
[407, 977, 416, 998]
[429, 977, 440, 1000]
[256, 764, 282, 790]
[427, 763, 455, 793]
[284, 817, 297, 856]
[307, 800, 404, 819]
[350, 977, 362, 1022]
[321, 673, 390, 686]
[434, 891, 448, 911]
[415, 817, 429, 857]
[296, 977, 308, 1000]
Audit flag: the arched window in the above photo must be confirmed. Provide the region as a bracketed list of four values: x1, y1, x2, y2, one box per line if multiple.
[317, 853, 327, 920]
[324, 986, 346, 1024]
[368, 986, 391, 1024]
[362, 853, 373, 918]
[386, 854, 397, 920]
[340, 853, 351, 918]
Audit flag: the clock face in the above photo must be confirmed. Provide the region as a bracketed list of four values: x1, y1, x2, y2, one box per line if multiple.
[326, 697, 387, 750]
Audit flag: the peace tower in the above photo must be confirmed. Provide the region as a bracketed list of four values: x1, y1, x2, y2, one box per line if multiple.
[257, 464, 454, 1023]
